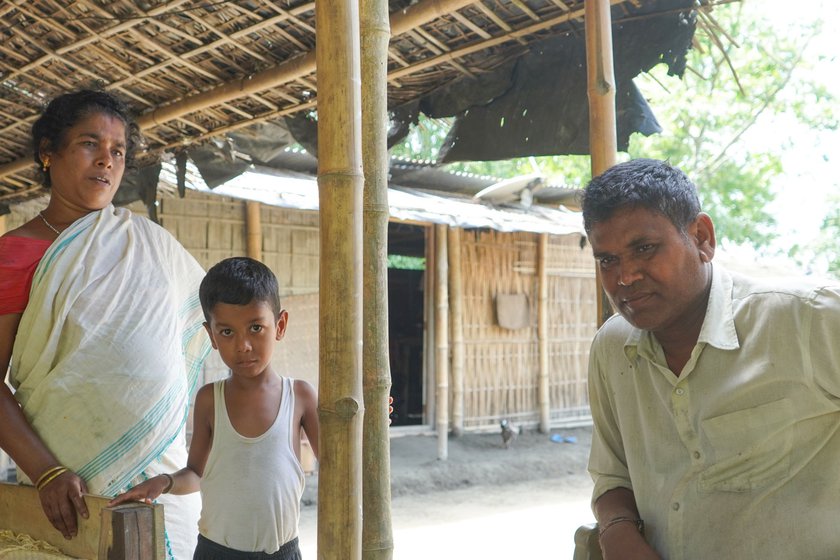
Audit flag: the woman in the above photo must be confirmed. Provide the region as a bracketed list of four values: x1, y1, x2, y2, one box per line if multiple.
[0, 90, 209, 559]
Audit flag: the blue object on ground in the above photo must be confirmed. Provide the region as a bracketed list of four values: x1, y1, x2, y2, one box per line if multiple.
[550, 434, 577, 444]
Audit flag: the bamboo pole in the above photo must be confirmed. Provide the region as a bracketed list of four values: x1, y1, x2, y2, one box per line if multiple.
[448, 227, 465, 437]
[360, 0, 394, 553]
[0, 214, 6, 236]
[424, 227, 435, 427]
[434, 224, 449, 460]
[537, 233, 550, 432]
[316, 0, 364, 554]
[585, 0, 617, 327]
[245, 201, 263, 261]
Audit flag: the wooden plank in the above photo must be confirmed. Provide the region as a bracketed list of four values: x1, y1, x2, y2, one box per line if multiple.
[0, 482, 163, 559]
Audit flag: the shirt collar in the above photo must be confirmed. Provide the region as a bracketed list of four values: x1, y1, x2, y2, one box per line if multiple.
[623, 263, 740, 360]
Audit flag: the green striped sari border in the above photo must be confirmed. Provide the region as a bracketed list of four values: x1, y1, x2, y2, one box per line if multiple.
[76, 374, 185, 484]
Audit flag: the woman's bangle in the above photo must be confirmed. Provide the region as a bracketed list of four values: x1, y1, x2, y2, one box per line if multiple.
[598, 516, 645, 538]
[36, 466, 69, 491]
[160, 473, 174, 494]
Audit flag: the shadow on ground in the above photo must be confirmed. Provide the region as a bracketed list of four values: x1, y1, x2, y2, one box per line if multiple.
[302, 424, 592, 504]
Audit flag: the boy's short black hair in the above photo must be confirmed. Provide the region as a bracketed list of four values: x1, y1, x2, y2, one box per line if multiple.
[582, 158, 701, 234]
[199, 257, 282, 322]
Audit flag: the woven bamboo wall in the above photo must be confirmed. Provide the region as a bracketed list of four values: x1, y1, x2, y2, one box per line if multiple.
[457, 229, 596, 429]
[545, 235, 598, 424]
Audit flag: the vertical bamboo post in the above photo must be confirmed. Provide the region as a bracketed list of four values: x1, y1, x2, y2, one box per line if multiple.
[537, 233, 550, 433]
[434, 224, 449, 459]
[448, 227, 464, 437]
[424, 227, 435, 427]
[0, 214, 6, 236]
[585, 0, 617, 327]
[360, 0, 393, 554]
[245, 201, 263, 261]
[316, 0, 364, 555]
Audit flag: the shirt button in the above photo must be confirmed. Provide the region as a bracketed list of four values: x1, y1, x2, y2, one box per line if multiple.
[672, 502, 680, 511]
[675, 388, 685, 396]
[693, 451, 701, 459]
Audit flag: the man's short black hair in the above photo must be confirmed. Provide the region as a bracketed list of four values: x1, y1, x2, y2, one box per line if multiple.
[582, 159, 701, 233]
[199, 257, 282, 322]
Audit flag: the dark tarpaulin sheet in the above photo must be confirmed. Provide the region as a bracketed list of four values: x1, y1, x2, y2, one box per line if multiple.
[427, 0, 697, 162]
[182, 0, 697, 190]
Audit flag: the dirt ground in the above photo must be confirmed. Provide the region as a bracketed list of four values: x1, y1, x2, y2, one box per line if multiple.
[302, 423, 593, 503]
[299, 424, 596, 559]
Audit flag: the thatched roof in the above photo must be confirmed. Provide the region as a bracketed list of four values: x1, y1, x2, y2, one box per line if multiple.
[0, 0, 719, 209]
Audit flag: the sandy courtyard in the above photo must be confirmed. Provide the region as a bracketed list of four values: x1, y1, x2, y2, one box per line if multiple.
[300, 424, 596, 558]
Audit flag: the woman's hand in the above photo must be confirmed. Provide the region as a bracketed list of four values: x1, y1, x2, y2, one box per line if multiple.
[107, 475, 171, 507]
[37, 470, 88, 540]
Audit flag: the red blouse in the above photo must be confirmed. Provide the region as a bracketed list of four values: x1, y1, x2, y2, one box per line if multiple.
[0, 236, 53, 315]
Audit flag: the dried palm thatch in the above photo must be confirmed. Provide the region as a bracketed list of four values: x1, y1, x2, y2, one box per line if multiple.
[0, 0, 727, 206]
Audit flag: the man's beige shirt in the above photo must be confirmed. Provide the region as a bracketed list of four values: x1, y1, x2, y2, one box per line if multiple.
[588, 265, 840, 560]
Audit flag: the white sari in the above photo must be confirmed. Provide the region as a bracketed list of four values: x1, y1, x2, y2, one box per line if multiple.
[10, 206, 211, 560]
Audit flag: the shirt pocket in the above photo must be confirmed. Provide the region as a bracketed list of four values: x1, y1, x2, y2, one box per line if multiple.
[698, 398, 793, 493]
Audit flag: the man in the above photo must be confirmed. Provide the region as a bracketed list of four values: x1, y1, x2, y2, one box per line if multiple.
[583, 158, 840, 560]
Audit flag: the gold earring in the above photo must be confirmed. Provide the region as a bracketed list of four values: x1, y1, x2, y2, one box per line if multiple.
[42, 157, 50, 172]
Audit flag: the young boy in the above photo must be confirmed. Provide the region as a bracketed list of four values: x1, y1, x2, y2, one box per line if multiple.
[111, 257, 319, 560]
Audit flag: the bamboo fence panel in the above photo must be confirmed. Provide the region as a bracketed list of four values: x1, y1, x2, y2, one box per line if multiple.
[546, 235, 597, 424]
[458, 229, 595, 429]
[459, 230, 540, 428]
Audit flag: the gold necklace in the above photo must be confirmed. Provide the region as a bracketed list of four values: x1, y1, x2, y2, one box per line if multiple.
[38, 212, 62, 236]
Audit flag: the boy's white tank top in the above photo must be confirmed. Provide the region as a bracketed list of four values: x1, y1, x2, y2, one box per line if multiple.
[198, 377, 305, 553]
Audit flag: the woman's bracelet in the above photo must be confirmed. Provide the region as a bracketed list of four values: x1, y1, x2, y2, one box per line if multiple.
[598, 516, 645, 538]
[160, 473, 174, 494]
[36, 466, 69, 491]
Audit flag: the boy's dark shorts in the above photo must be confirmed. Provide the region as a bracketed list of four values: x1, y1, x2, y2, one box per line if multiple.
[193, 534, 302, 560]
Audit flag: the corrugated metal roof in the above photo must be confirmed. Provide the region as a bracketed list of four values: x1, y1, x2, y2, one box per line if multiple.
[163, 163, 584, 236]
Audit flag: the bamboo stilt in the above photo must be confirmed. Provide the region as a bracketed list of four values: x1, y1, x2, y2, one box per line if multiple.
[424, 227, 435, 427]
[316, 0, 364, 555]
[434, 224, 449, 459]
[246, 200, 263, 261]
[448, 227, 465, 437]
[537, 233, 550, 433]
[585, 0, 617, 327]
[360, 0, 394, 553]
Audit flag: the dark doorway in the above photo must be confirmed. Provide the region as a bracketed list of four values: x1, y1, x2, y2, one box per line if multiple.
[388, 223, 426, 426]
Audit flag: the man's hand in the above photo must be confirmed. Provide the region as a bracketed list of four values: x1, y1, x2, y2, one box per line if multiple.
[37, 470, 88, 540]
[594, 487, 662, 560]
[599, 522, 662, 560]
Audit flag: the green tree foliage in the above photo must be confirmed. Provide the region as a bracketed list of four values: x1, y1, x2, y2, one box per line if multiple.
[629, 3, 835, 249]
[389, 3, 837, 253]
[389, 116, 592, 188]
